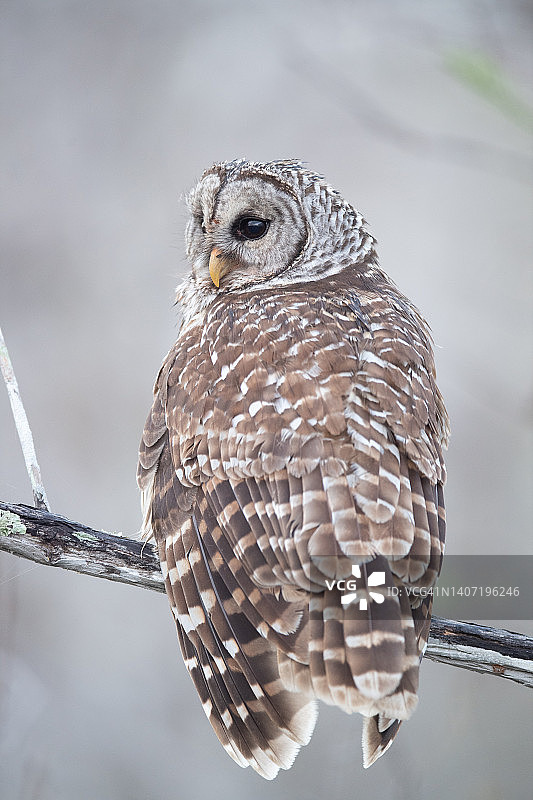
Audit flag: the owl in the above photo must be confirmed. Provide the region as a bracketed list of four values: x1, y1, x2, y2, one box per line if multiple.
[137, 159, 449, 779]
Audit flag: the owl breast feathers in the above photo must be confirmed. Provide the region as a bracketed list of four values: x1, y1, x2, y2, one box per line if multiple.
[138, 159, 449, 779]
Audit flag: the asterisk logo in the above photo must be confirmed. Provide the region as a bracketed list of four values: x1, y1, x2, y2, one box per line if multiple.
[340, 565, 386, 610]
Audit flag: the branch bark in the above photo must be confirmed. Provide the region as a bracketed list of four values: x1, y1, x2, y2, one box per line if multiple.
[1, 500, 531, 688]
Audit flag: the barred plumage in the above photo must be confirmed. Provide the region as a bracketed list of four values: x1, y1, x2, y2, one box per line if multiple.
[138, 159, 449, 778]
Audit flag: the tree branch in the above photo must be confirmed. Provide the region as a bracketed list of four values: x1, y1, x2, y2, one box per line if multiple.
[0, 500, 162, 592]
[0, 327, 50, 511]
[1, 500, 531, 688]
[285, 51, 532, 183]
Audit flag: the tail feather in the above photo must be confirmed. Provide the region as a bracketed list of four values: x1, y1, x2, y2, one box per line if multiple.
[362, 716, 402, 768]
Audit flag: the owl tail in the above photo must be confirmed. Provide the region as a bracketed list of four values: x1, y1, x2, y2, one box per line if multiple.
[306, 563, 421, 766]
[362, 715, 402, 768]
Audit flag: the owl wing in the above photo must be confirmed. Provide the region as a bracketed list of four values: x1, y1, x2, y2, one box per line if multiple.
[138, 284, 449, 776]
[138, 342, 317, 780]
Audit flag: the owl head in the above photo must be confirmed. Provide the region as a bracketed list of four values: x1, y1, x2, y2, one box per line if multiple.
[182, 159, 377, 299]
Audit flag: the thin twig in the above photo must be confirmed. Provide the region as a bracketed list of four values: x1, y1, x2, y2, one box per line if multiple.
[0, 327, 50, 510]
[0, 500, 531, 688]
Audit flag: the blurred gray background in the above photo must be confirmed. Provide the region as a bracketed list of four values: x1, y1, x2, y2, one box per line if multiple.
[1, 1, 532, 798]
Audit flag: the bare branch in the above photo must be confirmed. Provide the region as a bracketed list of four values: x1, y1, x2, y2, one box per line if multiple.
[427, 618, 532, 688]
[286, 52, 532, 183]
[1, 500, 531, 688]
[0, 500, 161, 592]
[0, 328, 50, 510]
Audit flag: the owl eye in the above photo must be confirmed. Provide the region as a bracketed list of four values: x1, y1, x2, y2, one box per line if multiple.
[234, 217, 270, 241]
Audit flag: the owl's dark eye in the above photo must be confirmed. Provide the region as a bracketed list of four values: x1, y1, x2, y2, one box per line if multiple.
[234, 217, 270, 241]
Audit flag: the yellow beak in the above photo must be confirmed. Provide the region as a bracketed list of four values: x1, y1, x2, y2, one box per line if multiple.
[209, 247, 230, 288]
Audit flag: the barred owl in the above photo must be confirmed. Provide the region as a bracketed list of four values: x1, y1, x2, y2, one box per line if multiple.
[138, 159, 449, 779]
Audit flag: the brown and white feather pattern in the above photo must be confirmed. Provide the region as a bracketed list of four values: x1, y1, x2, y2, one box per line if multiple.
[138, 159, 449, 778]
